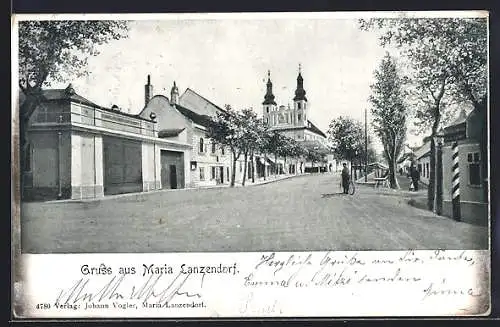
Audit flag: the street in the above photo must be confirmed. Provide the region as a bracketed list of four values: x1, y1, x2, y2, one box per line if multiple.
[20, 174, 488, 253]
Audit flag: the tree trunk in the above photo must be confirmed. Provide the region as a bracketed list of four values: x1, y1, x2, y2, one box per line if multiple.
[428, 137, 436, 211]
[263, 154, 267, 181]
[389, 156, 399, 189]
[242, 152, 248, 186]
[251, 152, 255, 183]
[231, 155, 237, 187]
[428, 83, 444, 212]
[274, 153, 278, 176]
[434, 141, 443, 215]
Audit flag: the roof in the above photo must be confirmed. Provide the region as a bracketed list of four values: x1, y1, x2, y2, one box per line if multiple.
[414, 140, 431, 159]
[30, 88, 153, 122]
[367, 162, 388, 169]
[174, 104, 213, 127]
[41, 89, 99, 108]
[306, 120, 327, 138]
[272, 120, 327, 138]
[178, 88, 226, 116]
[158, 128, 185, 138]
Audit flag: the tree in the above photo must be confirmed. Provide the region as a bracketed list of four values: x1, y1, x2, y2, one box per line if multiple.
[304, 146, 324, 173]
[368, 53, 408, 189]
[359, 17, 487, 211]
[266, 130, 287, 176]
[327, 116, 365, 165]
[277, 136, 297, 174]
[208, 105, 246, 187]
[17, 20, 129, 194]
[238, 108, 261, 186]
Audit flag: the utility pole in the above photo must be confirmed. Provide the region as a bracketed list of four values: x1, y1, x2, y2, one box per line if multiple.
[364, 108, 368, 182]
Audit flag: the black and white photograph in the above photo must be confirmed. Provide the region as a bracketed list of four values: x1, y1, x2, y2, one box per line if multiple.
[11, 11, 491, 318]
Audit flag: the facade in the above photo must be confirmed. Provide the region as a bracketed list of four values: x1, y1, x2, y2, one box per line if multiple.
[441, 108, 488, 226]
[261, 68, 333, 172]
[414, 140, 431, 185]
[22, 84, 191, 201]
[139, 77, 233, 188]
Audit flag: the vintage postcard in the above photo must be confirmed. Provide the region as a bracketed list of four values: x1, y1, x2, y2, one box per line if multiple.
[11, 11, 490, 318]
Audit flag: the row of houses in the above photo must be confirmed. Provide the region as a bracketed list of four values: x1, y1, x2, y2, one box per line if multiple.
[21, 69, 333, 201]
[409, 107, 488, 226]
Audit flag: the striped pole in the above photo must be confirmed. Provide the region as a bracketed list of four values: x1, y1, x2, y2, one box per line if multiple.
[451, 142, 461, 221]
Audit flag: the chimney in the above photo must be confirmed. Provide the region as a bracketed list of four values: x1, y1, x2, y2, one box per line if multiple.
[145, 74, 153, 106]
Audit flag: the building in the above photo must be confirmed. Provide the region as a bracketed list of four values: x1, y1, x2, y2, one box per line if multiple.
[22, 84, 191, 201]
[261, 67, 333, 173]
[414, 139, 431, 185]
[440, 108, 488, 225]
[138, 76, 233, 188]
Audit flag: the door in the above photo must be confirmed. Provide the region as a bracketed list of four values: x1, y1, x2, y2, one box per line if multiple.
[220, 166, 224, 183]
[103, 136, 142, 195]
[170, 165, 177, 189]
[160, 150, 185, 189]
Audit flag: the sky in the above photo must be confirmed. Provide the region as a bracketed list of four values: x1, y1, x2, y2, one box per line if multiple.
[46, 16, 424, 148]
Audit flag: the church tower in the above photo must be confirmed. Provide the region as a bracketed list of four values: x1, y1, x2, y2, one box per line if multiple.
[262, 70, 277, 126]
[170, 81, 179, 105]
[293, 64, 308, 127]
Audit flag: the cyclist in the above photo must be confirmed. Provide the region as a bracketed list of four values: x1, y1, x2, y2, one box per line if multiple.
[341, 163, 350, 194]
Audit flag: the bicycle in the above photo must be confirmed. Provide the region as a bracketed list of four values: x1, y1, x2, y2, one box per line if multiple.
[339, 176, 355, 195]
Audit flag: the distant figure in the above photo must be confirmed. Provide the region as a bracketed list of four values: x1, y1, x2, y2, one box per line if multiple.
[399, 167, 403, 176]
[341, 163, 350, 194]
[410, 166, 420, 191]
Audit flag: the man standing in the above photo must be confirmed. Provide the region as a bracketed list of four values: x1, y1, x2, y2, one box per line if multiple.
[411, 165, 420, 191]
[341, 163, 350, 194]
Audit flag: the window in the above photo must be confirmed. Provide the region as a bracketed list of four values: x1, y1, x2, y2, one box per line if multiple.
[199, 138, 204, 153]
[298, 102, 302, 110]
[239, 161, 242, 172]
[227, 167, 230, 179]
[298, 114, 302, 121]
[221, 146, 225, 155]
[468, 152, 481, 186]
[266, 107, 269, 113]
[199, 167, 205, 181]
[211, 167, 216, 180]
[248, 164, 252, 178]
[211, 142, 216, 154]
[426, 163, 429, 178]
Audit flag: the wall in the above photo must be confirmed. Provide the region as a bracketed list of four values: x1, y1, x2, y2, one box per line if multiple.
[417, 155, 431, 186]
[441, 141, 487, 225]
[190, 127, 232, 187]
[139, 96, 193, 141]
[70, 132, 104, 199]
[141, 142, 158, 191]
[28, 130, 72, 199]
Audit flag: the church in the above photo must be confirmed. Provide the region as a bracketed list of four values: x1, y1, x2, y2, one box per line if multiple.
[262, 66, 333, 171]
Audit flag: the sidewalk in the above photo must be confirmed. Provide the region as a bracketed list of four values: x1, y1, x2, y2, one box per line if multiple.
[43, 172, 308, 204]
